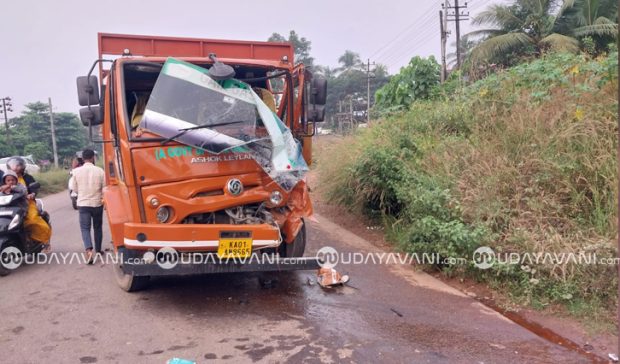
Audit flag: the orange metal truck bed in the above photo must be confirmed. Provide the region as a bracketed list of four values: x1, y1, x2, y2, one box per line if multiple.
[98, 33, 293, 61]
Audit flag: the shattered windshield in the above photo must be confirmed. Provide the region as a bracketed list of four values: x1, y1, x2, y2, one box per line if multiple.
[140, 58, 307, 190]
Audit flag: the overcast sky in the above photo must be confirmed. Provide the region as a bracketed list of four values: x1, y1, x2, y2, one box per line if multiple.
[0, 0, 496, 115]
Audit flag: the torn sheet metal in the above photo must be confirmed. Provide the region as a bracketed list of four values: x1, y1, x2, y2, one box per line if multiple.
[140, 58, 307, 190]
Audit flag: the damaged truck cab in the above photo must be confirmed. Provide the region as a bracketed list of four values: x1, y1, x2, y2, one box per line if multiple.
[76, 33, 326, 291]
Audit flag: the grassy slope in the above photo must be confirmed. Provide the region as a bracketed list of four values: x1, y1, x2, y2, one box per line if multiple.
[317, 52, 618, 321]
[36, 169, 69, 196]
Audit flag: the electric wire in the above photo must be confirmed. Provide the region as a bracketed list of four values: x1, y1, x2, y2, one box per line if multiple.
[380, 16, 440, 69]
[368, 0, 439, 61]
[369, 1, 441, 64]
[376, 13, 438, 66]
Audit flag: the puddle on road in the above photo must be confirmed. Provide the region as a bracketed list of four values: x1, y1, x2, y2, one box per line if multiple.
[122, 271, 372, 362]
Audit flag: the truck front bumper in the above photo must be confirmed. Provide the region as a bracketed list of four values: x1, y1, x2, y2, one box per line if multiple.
[122, 222, 281, 251]
[121, 254, 322, 276]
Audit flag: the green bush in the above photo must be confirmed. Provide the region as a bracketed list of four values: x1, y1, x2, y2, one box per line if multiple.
[375, 56, 441, 110]
[318, 51, 618, 317]
[35, 169, 69, 196]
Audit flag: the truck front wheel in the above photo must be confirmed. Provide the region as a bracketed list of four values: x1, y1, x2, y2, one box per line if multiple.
[279, 220, 306, 258]
[113, 261, 150, 292]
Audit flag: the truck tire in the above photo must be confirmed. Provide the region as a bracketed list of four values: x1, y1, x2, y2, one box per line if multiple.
[279, 220, 306, 258]
[113, 261, 150, 292]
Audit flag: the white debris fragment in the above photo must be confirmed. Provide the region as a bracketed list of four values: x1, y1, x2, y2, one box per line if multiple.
[317, 267, 350, 288]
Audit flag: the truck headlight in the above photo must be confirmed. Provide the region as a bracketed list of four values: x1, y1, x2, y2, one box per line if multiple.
[8, 214, 21, 230]
[156, 206, 171, 223]
[269, 190, 283, 206]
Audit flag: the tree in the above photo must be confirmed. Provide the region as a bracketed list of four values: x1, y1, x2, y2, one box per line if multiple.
[336, 50, 363, 73]
[447, 35, 479, 69]
[374, 56, 440, 110]
[268, 30, 314, 68]
[467, 0, 580, 67]
[555, 0, 618, 53]
[7, 102, 87, 164]
[54, 112, 89, 161]
[0, 134, 17, 157]
[314, 65, 337, 79]
[325, 61, 390, 123]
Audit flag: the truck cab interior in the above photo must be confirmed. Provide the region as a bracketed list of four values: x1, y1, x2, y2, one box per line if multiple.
[122, 61, 286, 136]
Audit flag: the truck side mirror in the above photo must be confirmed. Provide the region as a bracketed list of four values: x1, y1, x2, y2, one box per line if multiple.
[307, 104, 325, 122]
[76, 75, 100, 106]
[306, 75, 327, 122]
[79, 106, 103, 126]
[311, 77, 327, 106]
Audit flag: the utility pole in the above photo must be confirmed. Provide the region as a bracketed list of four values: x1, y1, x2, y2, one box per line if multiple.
[0, 97, 13, 146]
[48, 97, 59, 168]
[349, 96, 353, 126]
[445, 0, 469, 69]
[455, 0, 462, 68]
[439, 10, 447, 82]
[365, 58, 376, 123]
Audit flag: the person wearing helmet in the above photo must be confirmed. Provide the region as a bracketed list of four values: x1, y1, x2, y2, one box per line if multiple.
[71, 151, 84, 170]
[0, 170, 27, 195]
[6, 157, 51, 250]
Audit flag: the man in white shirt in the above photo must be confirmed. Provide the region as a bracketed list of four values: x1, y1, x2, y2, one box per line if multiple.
[69, 149, 105, 263]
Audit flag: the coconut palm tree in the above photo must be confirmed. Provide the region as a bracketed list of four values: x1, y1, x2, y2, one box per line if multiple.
[468, 0, 580, 66]
[447, 35, 479, 69]
[555, 0, 617, 46]
[314, 65, 337, 79]
[337, 50, 363, 73]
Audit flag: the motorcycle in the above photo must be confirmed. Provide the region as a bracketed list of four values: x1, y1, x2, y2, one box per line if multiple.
[0, 182, 51, 276]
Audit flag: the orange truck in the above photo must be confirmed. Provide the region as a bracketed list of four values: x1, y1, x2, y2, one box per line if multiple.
[75, 33, 327, 291]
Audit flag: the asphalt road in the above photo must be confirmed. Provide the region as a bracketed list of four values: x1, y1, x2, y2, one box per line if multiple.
[0, 191, 589, 363]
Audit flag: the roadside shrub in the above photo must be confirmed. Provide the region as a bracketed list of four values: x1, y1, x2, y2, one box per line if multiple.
[375, 56, 441, 110]
[36, 169, 69, 196]
[318, 51, 618, 317]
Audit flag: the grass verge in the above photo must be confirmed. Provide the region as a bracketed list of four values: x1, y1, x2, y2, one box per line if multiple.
[35, 169, 69, 196]
[317, 51, 618, 324]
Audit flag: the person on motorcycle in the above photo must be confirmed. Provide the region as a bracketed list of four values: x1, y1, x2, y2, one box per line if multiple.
[6, 157, 51, 250]
[71, 151, 85, 170]
[0, 170, 27, 196]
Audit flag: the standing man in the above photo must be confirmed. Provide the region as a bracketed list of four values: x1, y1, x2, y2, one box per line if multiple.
[69, 149, 105, 263]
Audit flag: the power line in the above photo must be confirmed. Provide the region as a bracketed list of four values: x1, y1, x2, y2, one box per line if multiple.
[377, 15, 439, 66]
[381, 22, 439, 68]
[383, 29, 440, 70]
[370, 2, 440, 62]
[375, 12, 438, 64]
[368, 1, 438, 60]
[468, 0, 495, 12]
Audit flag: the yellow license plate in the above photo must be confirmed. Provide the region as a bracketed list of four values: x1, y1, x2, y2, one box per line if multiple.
[217, 238, 253, 258]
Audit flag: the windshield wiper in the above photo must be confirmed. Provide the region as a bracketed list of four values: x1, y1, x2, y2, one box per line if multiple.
[160, 120, 247, 145]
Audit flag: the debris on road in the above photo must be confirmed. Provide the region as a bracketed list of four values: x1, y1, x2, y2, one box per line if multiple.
[609, 353, 619, 362]
[390, 308, 403, 317]
[317, 267, 349, 288]
[167, 358, 196, 364]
